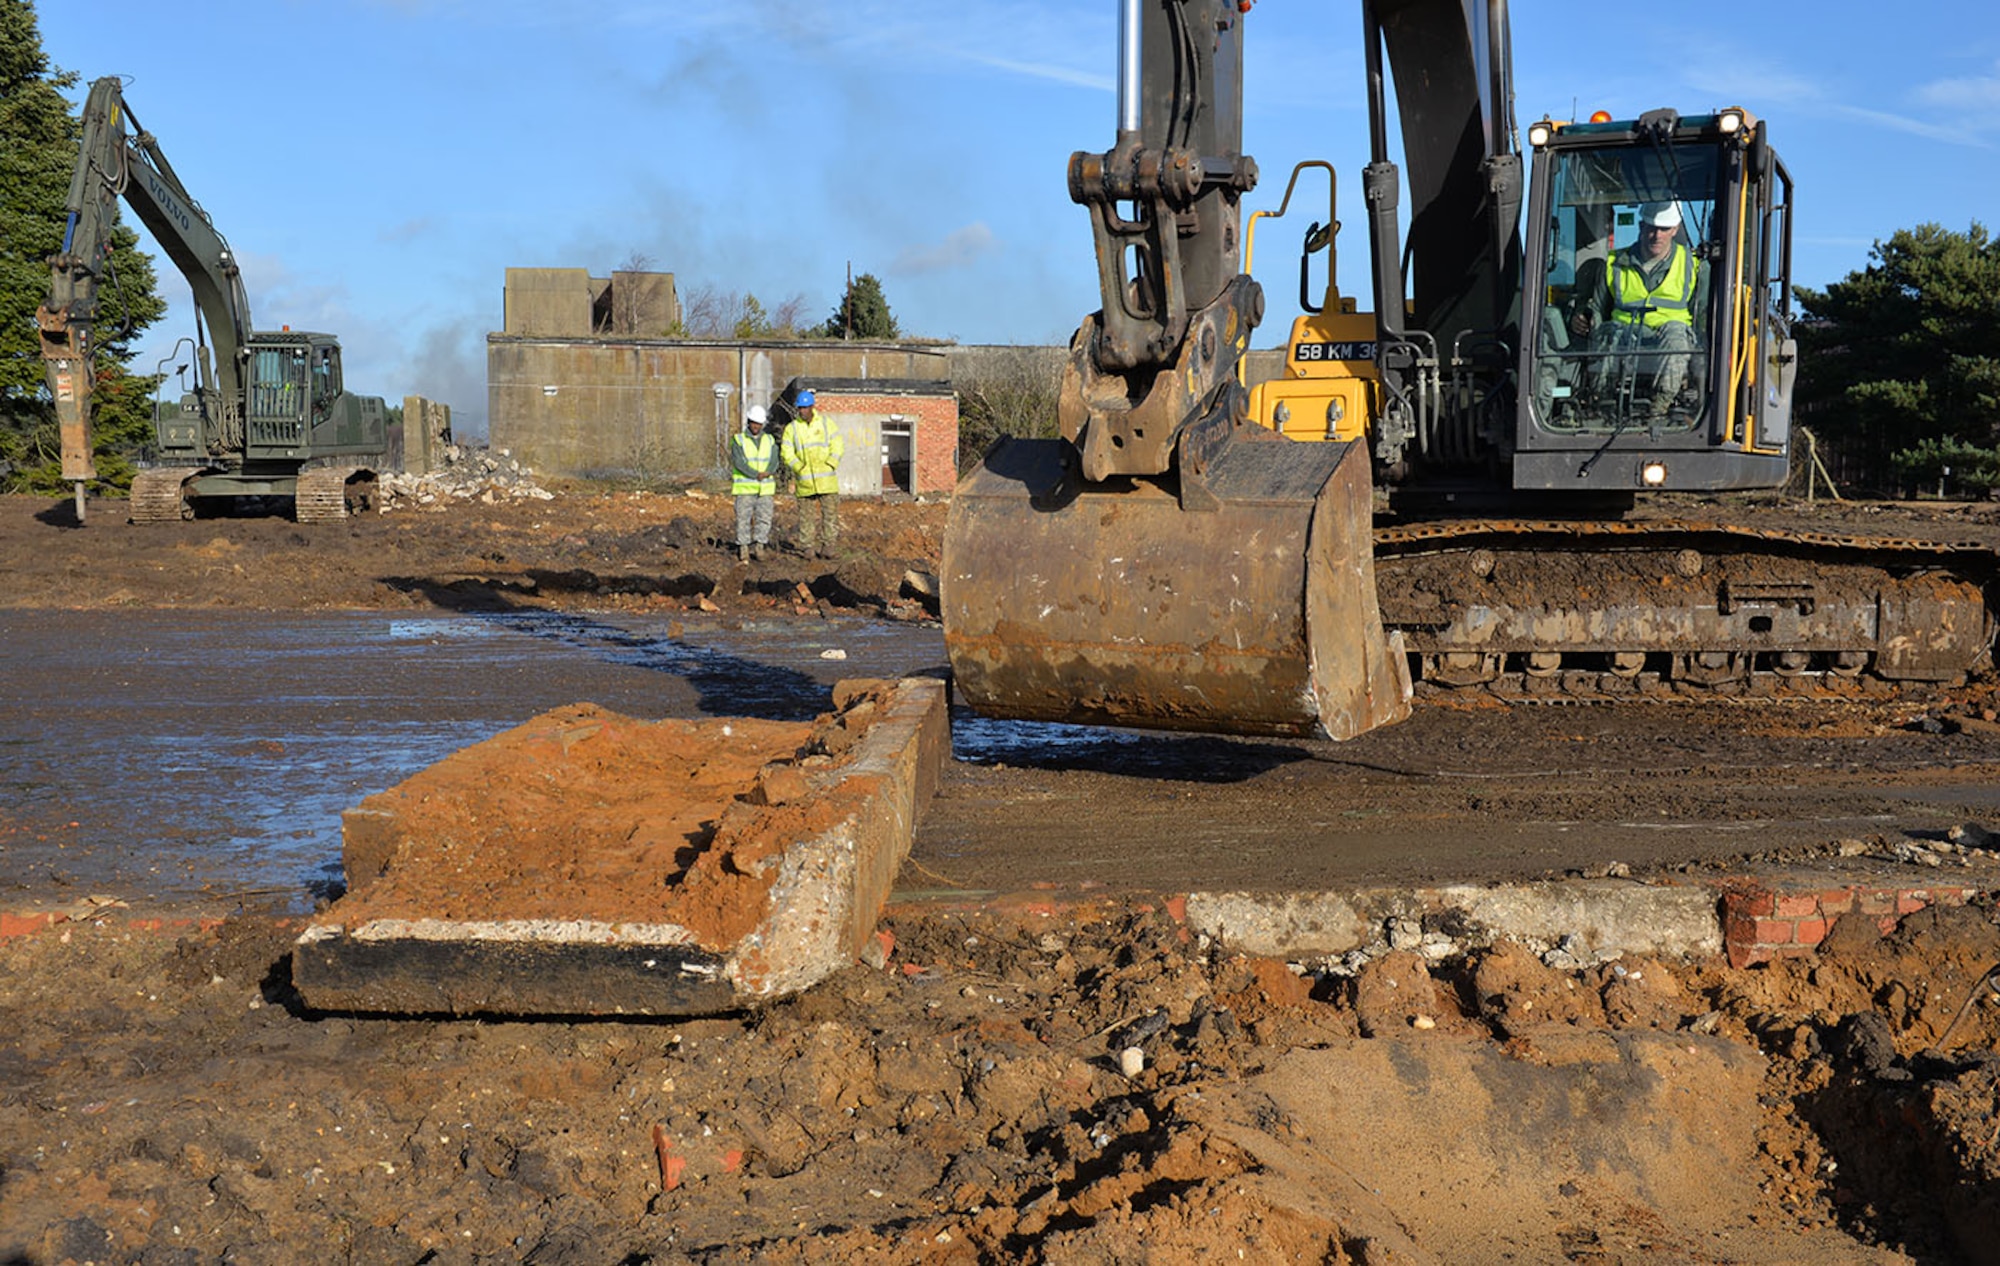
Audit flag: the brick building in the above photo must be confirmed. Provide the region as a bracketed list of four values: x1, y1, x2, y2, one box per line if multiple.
[770, 378, 959, 496]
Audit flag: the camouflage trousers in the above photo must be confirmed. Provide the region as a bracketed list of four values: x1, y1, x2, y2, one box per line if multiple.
[795, 492, 840, 555]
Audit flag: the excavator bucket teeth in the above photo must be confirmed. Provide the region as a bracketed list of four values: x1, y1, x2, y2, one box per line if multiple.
[943, 436, 1411, 740]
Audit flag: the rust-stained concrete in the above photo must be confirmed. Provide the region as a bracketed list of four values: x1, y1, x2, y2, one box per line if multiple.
[292, 677, 947, 1016]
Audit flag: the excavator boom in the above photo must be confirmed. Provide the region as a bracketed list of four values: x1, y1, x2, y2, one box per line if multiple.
[39, 79, 254, 502]
[943, 0, 1411, 741]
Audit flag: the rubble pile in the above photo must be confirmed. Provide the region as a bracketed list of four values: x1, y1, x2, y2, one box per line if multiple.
[376, 445, 554, 511]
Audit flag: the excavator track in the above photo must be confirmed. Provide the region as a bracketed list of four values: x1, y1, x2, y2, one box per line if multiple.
[294, 467, 372, 523]
[128, 468, 205, 522]
[1375, 518, 1999, 702]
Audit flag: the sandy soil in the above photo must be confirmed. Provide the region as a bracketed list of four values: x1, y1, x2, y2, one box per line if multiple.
[5, 486, 2000, 1262]
[5, 897, 1999, 1262]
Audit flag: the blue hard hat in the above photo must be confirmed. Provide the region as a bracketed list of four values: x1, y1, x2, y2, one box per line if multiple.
[796, 389, 816, 408]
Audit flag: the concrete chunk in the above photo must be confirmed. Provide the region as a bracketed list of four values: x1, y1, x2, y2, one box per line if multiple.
[294, 678, 947, 1016]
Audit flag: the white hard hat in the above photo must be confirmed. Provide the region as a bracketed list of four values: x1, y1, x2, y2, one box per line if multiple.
[1639, 200, 1682, 229]
[746, 405, 767, 426]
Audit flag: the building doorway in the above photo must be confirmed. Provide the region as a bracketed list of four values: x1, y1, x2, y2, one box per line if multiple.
[881, 419, 913, 494]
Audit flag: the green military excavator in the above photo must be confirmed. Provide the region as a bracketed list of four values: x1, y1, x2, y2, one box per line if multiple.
[39, 77, 389, 524]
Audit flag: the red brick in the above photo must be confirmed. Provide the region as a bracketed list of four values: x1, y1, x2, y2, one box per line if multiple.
[0, 912, 63, 938]
[1857, 891, 1895, 915]
[1793, 917, 1830, 946]
[1774, 894, 1823, 919]
[1753, 918, 1796, 945]
[1896, 893, 1931, 915]
[1728, 889, 1776, 919]
[1815, 888, 1860, 915]
[1876, 916, 1901, 936]
[1727, 939, 1769, 969]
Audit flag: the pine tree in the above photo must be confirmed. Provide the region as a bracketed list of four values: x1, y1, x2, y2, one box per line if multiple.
[821, 272, 900, 340]
[0, 0, 167, 493]
[1796, 222, 2000, 488]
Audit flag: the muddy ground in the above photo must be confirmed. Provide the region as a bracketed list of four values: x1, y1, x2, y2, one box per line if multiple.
[5, 485, 2000, 1263]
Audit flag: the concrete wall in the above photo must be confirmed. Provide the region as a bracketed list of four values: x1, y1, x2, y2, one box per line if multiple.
[607, 271, 679, 337]
[505, 268, 681, 338]
[488, 336, 951, 482]
[504, 269, 594, 337]
[487, 333, 1282, 486]
[942, 342, 1289, 390]
[400, 396, 454, 476]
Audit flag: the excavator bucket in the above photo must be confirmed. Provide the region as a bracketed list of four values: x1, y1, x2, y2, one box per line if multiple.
[943, 434, 1411, 740]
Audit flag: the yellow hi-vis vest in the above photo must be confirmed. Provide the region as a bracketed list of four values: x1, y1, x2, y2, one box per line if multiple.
[1608, 241, 1696, 329]
[782, 414, 844, 496]
[729, 430, 776, 496]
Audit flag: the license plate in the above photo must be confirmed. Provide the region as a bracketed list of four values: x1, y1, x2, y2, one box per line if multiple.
[1294, 340, 1375, 363]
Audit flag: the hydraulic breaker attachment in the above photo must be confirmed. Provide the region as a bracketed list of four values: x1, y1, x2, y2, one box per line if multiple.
[943, 434, 1411, 741]
[37, 306, 96, 484]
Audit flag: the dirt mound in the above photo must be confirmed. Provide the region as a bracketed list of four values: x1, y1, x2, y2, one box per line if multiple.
[0, 490, 948, 617]
[5, 894, 1999, 1261]
[332, 704, 820, 940]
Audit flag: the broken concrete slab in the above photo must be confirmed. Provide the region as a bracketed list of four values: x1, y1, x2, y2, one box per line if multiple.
[1188, 860, 2000, 969]
[1188, 879, 1721, 965]
[293, 677, 947, 1017]
[1182, 891, 1370, 958]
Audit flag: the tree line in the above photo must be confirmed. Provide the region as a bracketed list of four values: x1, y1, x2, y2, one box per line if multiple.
[1796, 222, 2000, 496]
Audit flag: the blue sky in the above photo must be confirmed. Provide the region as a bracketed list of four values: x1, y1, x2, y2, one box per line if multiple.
[36, 1, 2000, 439]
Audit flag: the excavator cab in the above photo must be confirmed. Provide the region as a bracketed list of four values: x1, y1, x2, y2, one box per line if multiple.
[1514, 108, 1796, 491]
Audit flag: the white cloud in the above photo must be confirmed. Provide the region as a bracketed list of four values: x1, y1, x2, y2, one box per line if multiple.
[1828, 102, 1989, 148]
[1915, 60, 2000, 117]
[891, 222, 999, 275]
[447, 0, 1110, 93]
[1680, 46, 1990, 149]
[950, 52, 1108, 92]
[233, 252, 354, 337]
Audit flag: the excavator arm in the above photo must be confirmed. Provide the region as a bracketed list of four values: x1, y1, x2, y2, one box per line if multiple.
[38, 78, 253, 510]
[941, 1, 1411, 741]
[1359, 0, 1523, 475]
[1057, 0, 1261, 492]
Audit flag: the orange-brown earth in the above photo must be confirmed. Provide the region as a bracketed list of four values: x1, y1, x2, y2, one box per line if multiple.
[5, 487, 2000, 1262]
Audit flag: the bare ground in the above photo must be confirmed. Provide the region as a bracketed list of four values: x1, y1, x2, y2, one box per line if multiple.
[5, 898, 2000, 1263]
[5, 487, 2000, 1263]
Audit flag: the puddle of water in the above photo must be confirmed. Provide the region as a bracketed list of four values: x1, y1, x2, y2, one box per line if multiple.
[951, 713, 1156, 765]
[0, 609, 947, 911]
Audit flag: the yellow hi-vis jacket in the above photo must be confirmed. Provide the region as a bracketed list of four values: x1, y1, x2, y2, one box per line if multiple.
[729, 429, 777, 496]
[1608, 241, 1697, 329]
[782, 413, 844, 496]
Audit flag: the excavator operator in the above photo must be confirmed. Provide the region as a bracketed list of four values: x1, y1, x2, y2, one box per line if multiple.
[1569, 200, 1709, 419]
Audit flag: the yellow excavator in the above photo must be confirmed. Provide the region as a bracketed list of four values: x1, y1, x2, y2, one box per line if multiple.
[945, 0, 1993, 731]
